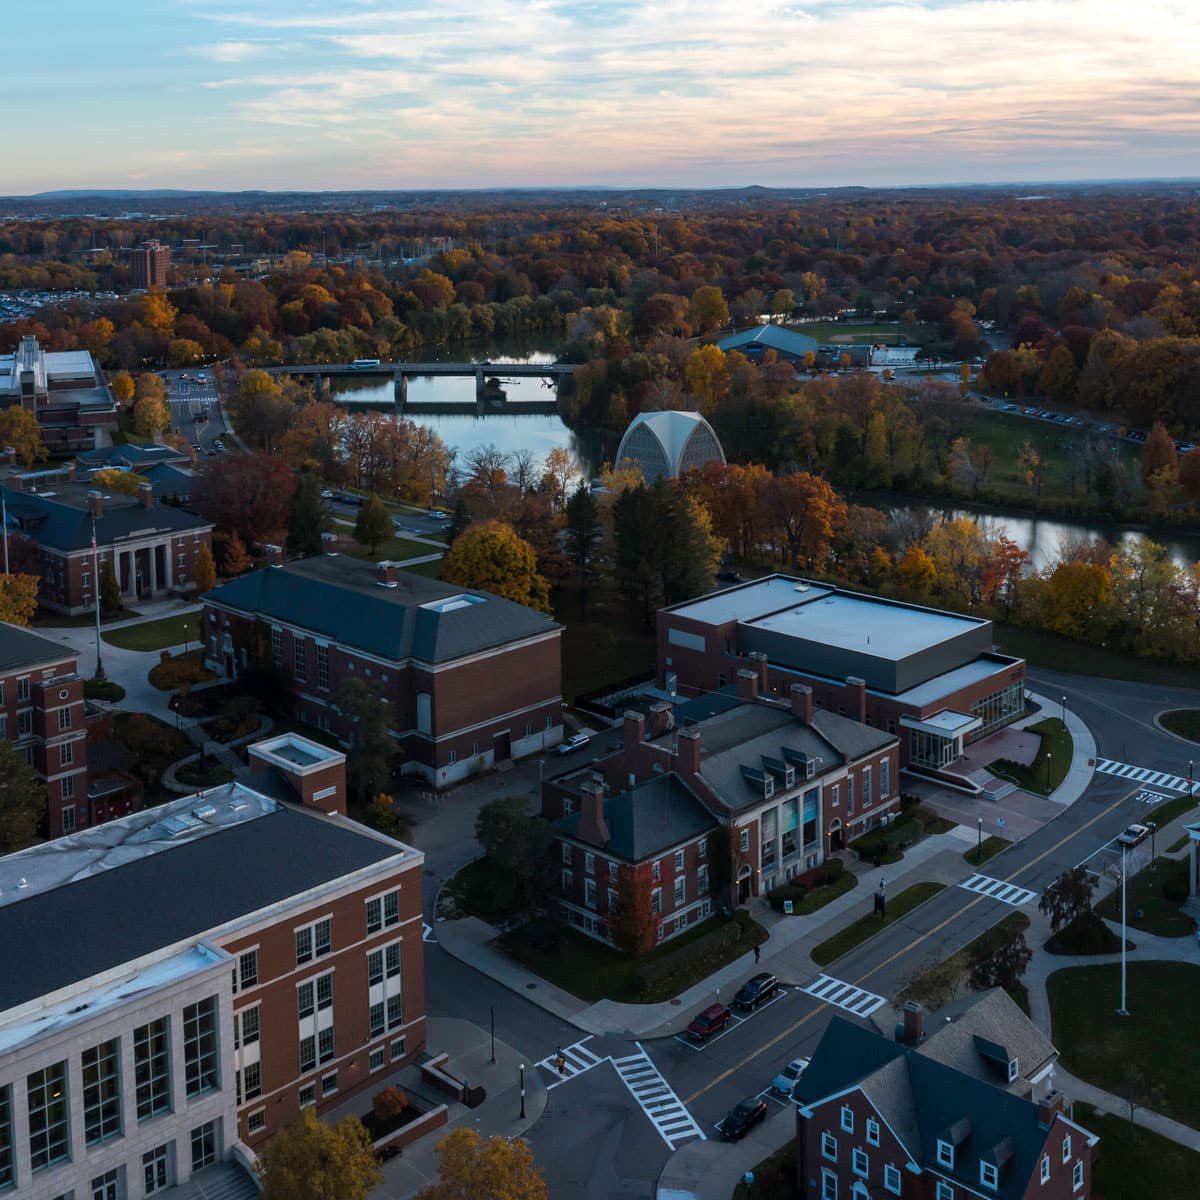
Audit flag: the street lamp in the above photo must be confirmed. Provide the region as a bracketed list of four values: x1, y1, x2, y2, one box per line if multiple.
[183, 623, 188, 656]
[977, 817, 983, 864]
[1148, 821, 1157, 868]
[1045, 751, 1052, 793]
[1061, 695, 1067, 725]
[519, 1063, 526, 1119]
[1117, 842, 1129, 1016]
[490, 1006, 495, 1065]
[1190, 761, 1195, 796]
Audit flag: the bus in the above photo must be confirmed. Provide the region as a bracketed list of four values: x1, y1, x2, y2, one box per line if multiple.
[349, 358, 381, 369]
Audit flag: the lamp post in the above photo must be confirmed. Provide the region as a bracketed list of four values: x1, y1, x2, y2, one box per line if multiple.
[1061, 694, 1067, 725]
[490, 1006, 495, 1065]
[1190, 760, 1195, 796]
[519, 1063, 526, 1119]
[91, 512, 105, 681]
[1045, 751, 1052, 793]
[1117, 842, 1129, 1016]
[183, 623, 188, 656]
[1149, 821, 1157, 868]
[977, 817, 983, 864]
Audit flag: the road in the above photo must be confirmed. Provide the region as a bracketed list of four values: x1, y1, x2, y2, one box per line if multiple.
[413, 666, 1200, 1196]
[159, 369, 230, 455]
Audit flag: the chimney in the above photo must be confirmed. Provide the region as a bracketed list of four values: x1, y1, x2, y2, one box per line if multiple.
[790, 684, 814, 725]
[1037, 1090, 1067, 1127]
[5, 476, 21, 492]
[647, 701, 674, 737]
[748, 649, 769, 692]
[87, 490, 104, 518]
[903, 1001, 924, 1044]
[846, 676, 867, 723]
[376, 560, 398, 588]
[321, 532, 338, 556]
[623, 709, 646, 748]
[675, 726, 701, 779]
[736, 668, 759, 702]
[263, 544, 283, 567]
[64, 462, 76, 482]
[575, 779, 609, 847]
[137, 481, 154, 508]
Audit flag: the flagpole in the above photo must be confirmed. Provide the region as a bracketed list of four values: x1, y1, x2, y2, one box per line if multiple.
[2, 488, 9, 575]
[91, 514, 105, 680]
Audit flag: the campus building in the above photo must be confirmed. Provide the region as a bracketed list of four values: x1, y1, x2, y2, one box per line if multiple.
[795, 991, 1097, 1200]
[130, 240, 171, 291]
[0, 733, 425, 1199]
[202, 551, 564, 786]
[613, 410, 725, 482]
[658, 578, 1026, 777]
[2, 475, 213, 614]
[0, 335, 119, 453]
[543, 677, 900, 949]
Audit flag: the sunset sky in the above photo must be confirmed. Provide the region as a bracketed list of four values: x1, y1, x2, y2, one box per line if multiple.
[8, 0, 1200, 193]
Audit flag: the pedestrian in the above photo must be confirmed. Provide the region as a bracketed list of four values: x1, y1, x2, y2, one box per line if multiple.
[554, 1049, 566, 1075]
[753, 943, 761, 964]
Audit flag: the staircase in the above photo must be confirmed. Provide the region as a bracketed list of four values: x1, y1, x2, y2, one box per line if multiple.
[163, 1162, 260, 1200]
[980, 772, 1018, 802]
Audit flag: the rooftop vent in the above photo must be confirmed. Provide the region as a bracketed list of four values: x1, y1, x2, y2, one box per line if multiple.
[795, 583, 809, 592]
[192, 804, 218, 820]
[16, 877, 27, 889]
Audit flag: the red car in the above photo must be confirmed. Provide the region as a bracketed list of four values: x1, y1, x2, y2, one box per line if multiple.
[686, 1003, 732, 1042]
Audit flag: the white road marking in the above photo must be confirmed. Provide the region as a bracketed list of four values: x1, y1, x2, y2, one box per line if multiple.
[536, 1037, 604, 1087]
[959, 873, 1038, 907]
[1096, 760, 1199, 793]
[801, 975, 887, 1017]
[612, 1045, 706, 1149]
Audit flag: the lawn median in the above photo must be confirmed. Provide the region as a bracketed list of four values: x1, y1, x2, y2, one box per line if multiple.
[811, 881, 946, 968]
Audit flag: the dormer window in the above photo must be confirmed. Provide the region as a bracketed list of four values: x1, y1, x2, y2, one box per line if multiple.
[1007, 1057, 1019, 1082]
[764, 777, 774, 798]
[981, 1162, 999, 1190]
[785, 767, 795, 787]
[936, 1140, 954, 1168]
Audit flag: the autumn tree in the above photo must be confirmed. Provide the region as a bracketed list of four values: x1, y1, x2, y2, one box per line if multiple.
[222, 530, 253, 576]
[134, 371, 167, 404]
[684, 345, 731, 417]
[1045, 561, 1114, 640]
[140, 289, 177, 337]
[334, 679, 397, 800]
[895, 545, 937, 598]
[99, 560, 122, 614]
[192, 452, 296, 544]
[132, 392, 170, 437]
[417, 1129, 547, 1200]
[258, 1109, 381, 1200]
[0, 575, 39, 627]
[610, 873, 655, 956]
[541, 446, 578, 511]
[688, 285, 729, 335]
[288, 472, 331, 557]
[0, 739, 47, 854]
[0, 407, 47, 467]
[441, 520, 551, 612]
[110, 371, 135, 404]
[1039, 866, 1096, 933]
[235, 369, 293, 453]
[91, 468, 146, 495]
[354, 493, 393, 556]
[1141, 422, 1178, 484]
[763, 472, 847, 571]
[194, 542, 216, 594]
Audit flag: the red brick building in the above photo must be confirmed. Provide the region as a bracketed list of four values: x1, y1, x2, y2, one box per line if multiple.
[202, 552, 563, 786]
[131, 239, 171, 290]
[794, 992, 1097, 1200]
[545, 680, 900, 950]
[0, 733, 425, 1197]
[658, 577, 1026, 780]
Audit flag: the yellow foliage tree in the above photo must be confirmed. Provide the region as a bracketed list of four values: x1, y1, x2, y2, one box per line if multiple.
[194, 542, 216, 594]
[133, 394, 170, 437]
[688, 285, 729, 335]
[91, 469, 147, 496]
[0, 407, 47, 467]
[684, 345, 731, 417]
[0, 575, 40, 627]
[896, 545, 937, 598]
[416, 1128, 548, 1200]
[141, 289, 177, 336]
[110, 371, 135, 404]
[1046, 561, 1114, 641]
[441, 520, 551, 612]
[258, 1109, 381, 1200]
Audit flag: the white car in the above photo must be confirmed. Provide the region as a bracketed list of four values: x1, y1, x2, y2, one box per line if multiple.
[557, 732, 591, 756]
[428, 510, 447, 520]
[772, 1057, 810, 1098]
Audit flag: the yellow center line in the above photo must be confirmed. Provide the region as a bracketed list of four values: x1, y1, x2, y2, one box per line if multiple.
[683, 782, 1138, 1106]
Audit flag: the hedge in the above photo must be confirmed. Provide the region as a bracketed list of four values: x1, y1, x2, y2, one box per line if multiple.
[767, 859, 848, 913]
[632, 910, 763, 999]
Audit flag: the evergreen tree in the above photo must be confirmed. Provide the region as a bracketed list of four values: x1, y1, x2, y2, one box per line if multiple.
[334, 679, 396, 799]
[446, 494, 471, 545]
[564, 482, 600, 615]
[0, 739, 47, 853]
[354, 493, 392, 556]
[99, 560, 123, 613]
[288, 472, 331, 557]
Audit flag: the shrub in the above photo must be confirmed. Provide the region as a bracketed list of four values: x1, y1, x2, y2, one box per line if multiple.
[633, 911, 761, 999]
[1163, 875, 1190, 904]
[1044, 911, 1128, 956]
[149, 650, 216, 691]
[372, 1087, 407, 1123]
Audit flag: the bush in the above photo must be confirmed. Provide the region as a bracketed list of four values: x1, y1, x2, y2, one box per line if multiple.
[84, 679, 126, 702]
[1163, 875, 1190, 904]
[1044, 911, 1129, 956]
[632, 911, 762, 999]
[149, 650, 216, 691]
[767, 860, 847, 911]
[372, 1087, 407, 1123]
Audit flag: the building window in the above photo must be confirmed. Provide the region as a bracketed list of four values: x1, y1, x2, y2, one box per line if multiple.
[322, 1071, 339, 1097]
[698, 837, 706, 859]
[62, 805, 76, 834]
[852, 1148, 869, 1177]
[183, 997, 219, 1097]
[1041, 1155, 1050, 1183]
[607, 887, 619, 913]
[840, 1106, 854, 1133]
[866, 1117, 880, 1146]
[247, 1110, 266, 1134]
[831, 783, 840, 807]
[143, 1145, 171, 1195]
[821, 1132, 837, 1161]
[698, 864, 709, 894]
[881, 757, 890, 798]
[58, 707, 71, 731]
[936, 1185, 954, 1200]
[16, 677, 29, 703]
[271, 629, 282, 669]
[316, 644, 329, 690]
[135, 1018, 171, 1121]
[235, 1007, 260, 1049]
[190, 1121, 218, 1171]
[91, 1170, 120, 1200]
[366, 890, 401, 933]
[585, 878, 597, 908]
[293, 637, 306, 682]
[652, 859, 661, 882]
[740, 828, 750, 852]
[847, 776, 855, 813]
[299, 1083, 316, 1109]
[1072, 1161, 1083, 1191]
[936, 1140, 954, 1168]
[62, 774, 74, 800]
[585, 852, 595, 874]
[561, 869, 573, 892]
[0, 1085, 11, 1190]
[296, 916, 332, 964]
[673, 876, 685, 906]
[651, 888, 662, 915]
[448, 750, 456, 764]
[300, 1036, 316, 1073]
[241, 1062, 262, 1104]
[239, 950, 258, 990]
[884, 1164, 902, 1194]
[863, 766, 873, 807]
[675, 848, 685, 871]
[369, 1048, 386, 1072]
[1062, 1135, 1071, 1163]
[82, 1039, 122, 1146]
[390, 1036, 407, 1061]
[981, 1162, 998, 1189]
[17, 711, 31, 738]
[1008, 1057, 1019, 1082]
[821, 1169, 838, 1200]
[318, 1026, 335, 1065]
[28, 1061, 70, 1171]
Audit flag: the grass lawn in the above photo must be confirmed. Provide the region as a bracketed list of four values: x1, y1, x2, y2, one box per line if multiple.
[176, 757, 235, 788]
[963, 835, 1011, 866]
[1095, 858, 1196, 938]
[770, 868, 859, 914]
[1160, 709, 1200, 745]
[103, 612, 202, 651]
[1168, 834, 1189, 853]
[557, 597, 656, 703]
[36, 606, 141, 628]
[989, 717, 1071, 796]
[1047, 961, 1200, 1125]
[443, 857, 519, 926]
[400, 558, 443, 579]
[1139, 791, 1200, 833]
[732, 1139, 798, 1200]
[336, 529, 443, 563]
[811, 882, 946, 968]
[791, 320, 929, 345]
[1073, 1102, 1200, 1200]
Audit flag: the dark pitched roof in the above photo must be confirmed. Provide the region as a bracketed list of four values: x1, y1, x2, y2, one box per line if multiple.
[77, 444, 188, 469]
[3, 484, 210, 551]
[556, 775, 716, 860]
[204, 555, 560, 664]
[140, 463, 195, 498]
[0, 805, 399, 1012]
[0, 621, 75, 672]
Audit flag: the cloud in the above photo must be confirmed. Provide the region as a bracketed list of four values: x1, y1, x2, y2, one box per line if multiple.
[191, 39, 277, 62]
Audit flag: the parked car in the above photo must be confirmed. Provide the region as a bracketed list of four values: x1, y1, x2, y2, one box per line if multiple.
[557, 732, 591, 756]
[1116, 824, 1151, 848]
[721, 1096, 768, 1141]
[771, 1057, 810, 1097]
[428, 509, 448, 519]
[734, 972, 778, 1011]
[686, 1003, 732, 1042]
[715, 570, 742, 583]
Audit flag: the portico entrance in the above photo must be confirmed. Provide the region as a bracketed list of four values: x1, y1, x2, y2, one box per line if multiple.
[901, 710, 982, 771]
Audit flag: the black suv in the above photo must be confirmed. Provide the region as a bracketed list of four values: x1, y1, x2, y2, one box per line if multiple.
[733, 972, 778, 1011]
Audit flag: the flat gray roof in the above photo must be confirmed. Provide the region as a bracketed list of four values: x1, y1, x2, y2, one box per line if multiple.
[667, 578, 831, 625]
[894, 657, 1016, 706]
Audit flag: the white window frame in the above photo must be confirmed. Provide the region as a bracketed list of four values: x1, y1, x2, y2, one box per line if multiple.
[936, 1139, 954, 1168]
[369, 1047, 386, 1072]
[247, 1108, 266, 1134]
[936, 1184, 954, 1200]
[852, 1147, 869, 1178]
[1040, 1155, 1050, 1184]
[674, 848, 685, 871]
[740, 828, 750, 852]
[884, 1164, 902, 1195]
[1062, 1134, 1071, 1163]
[866, 1117, 880, 1146]
[821, 1168, 838, 1200]
[298, 1083, 316, 1108]
[1072, 1161, 1083, 1191]
[981, 1161, 999, 1190]
[821, 1132, 837, 1161]
[840, 1106, 854, 1133]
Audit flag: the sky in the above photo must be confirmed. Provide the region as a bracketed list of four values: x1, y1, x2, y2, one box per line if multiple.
[6, 0, 1200, 193]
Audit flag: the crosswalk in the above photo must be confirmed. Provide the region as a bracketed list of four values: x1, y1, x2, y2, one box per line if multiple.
[613, 1045, 706, 1149]
[800, 975, 887, 1018]
[536, 1038, 605, 1086]
[958, 873, 1038, 907]
[1096, 760, 1200, 793]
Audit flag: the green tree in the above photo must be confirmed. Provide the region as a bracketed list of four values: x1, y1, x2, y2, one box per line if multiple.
[967, 924, 1033, 995]
[289, 472, 332, 557]
[417, 1128, 548, 1200]
[441, 520, 551, 611]
[99, 560, 122, 614]
[258, 1109, 381, 1200]
[564, 483, 601, 616]
[1039, 867, 1096, 934]
[0, 738, 47, 853]
[334, 678, 396, 800]
[353, 493, 392, 556]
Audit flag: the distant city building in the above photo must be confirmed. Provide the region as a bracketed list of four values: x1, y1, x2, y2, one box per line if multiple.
[0, 335, 118, 453]
[613, 410, 725, 483]
[0, 734, 426, 1197]
[658, 576, 1026, 778]
[202, 550, 564, 786]
[130, 238, 171, 290]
